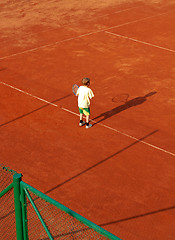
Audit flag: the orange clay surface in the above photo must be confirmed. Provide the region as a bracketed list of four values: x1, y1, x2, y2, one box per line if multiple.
[0, 1, 175, 239]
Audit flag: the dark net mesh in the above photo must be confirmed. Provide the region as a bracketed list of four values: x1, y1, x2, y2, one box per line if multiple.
[26, 190, 110, 240]
[0, 164, 17, 240]
[0, 165, 119, 240]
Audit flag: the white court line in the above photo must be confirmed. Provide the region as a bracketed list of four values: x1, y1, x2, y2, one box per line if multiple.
[92, 6, 140, 19]
[0, 81, 58, 107]
[105, 31, 175, 53]
[106, 8, 175, 31]
[0, 9, 175, 60]
[0, 6, 140, 47]
[1, 79, 174, 157]
[61, 107, 175, 157]
[0, 6, 139, 43]
[0, 32, 98, 60]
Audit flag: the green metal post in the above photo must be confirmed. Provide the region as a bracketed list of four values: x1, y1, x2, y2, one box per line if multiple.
[13, 173, 23, 240]
[21, 184, 29, 240]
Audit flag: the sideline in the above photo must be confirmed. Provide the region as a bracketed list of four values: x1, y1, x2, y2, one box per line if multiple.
[0, 79, 174, 157]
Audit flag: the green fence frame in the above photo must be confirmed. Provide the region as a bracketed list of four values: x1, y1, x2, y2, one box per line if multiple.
[0, 169, 122, 240]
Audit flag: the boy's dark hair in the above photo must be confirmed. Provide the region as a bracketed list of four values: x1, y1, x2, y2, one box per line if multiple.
[82, 77, 90, 86]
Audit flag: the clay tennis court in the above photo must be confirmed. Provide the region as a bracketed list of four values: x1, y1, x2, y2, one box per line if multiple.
[1, 0, 175, 239]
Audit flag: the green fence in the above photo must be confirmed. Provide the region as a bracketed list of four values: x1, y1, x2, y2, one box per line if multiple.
[0, 164, 17, 239]
[0, 164, 122, 240]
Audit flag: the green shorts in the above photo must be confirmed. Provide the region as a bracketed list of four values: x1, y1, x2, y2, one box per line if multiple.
[79, 107, 90, 116]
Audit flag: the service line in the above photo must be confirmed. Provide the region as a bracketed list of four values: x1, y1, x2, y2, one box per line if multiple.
[105, 31, 175, 53]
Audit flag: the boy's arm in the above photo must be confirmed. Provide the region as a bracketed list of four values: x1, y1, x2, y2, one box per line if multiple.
[89, 89, 94, 99]
[76, 88, 79, 96]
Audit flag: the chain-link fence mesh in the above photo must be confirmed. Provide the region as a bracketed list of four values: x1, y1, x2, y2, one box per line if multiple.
[0, 164, 17, 240]
[0, 164, 120, 240]
[0, 164, 16, 190]
[26, 189, 111, 240]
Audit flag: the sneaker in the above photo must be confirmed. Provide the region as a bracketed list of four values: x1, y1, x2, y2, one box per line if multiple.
[86, 124, 92, 129]
[79, 121, 85, 126]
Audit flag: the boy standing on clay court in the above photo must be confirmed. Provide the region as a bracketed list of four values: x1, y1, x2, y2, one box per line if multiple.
[76, 78, 94, 128]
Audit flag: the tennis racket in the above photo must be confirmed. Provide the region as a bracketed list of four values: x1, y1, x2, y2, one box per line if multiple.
[72, 84, 79, 95]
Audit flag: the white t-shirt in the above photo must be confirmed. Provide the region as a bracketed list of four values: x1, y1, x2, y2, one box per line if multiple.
[77, 86, 94, 108]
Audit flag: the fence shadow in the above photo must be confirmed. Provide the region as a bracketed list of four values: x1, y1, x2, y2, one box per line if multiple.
[100, 205, 175, 226]
[0, 94, 72, 128]
[92, 92, 157, 125]
[45, 129, 158, 195]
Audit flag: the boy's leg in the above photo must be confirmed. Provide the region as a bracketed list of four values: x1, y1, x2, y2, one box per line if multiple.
[80, 113, 83, 121]
[79, 108, 85, 126]
[79, 112, 85, 126]
[86, 115, 89, 124]
[85, 111, 92, 128]
[79, 113, 84, 126]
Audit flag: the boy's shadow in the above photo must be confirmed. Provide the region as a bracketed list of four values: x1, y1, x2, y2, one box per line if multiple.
[92, 92, 157, 125]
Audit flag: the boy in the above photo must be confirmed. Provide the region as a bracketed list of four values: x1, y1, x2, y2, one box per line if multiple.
[76, 77, 94, 128]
